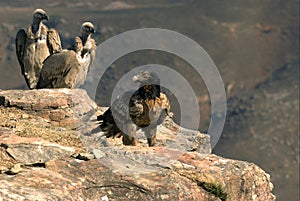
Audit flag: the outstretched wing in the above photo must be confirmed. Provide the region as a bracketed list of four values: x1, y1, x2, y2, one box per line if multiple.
[47, 28, 62, 54]
[15, 29, 27, 75]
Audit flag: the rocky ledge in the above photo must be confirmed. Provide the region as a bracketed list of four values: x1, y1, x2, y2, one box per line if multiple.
[0, 89, 275, 200]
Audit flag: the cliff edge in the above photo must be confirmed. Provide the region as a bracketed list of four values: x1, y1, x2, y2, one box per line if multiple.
[0, 89, 275, 200]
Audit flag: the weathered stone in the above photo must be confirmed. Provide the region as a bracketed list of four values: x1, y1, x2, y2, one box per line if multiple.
[71, 152, 95, 161]
[0, 89, 275, 200]
[0, 157, 219, 200]
[159, 117, 211, 154]
[59, 117, 80, 129]
[176, 153, 275, 201]
[50, 121, 60, 127]
[5, 163, 22, 175]
[0, 135, 75, 165]
[49, 110, 66, 121]
[191, 133, 211, 153]
[0, 89, 97, 129]
[21, 113, 29, 119]
[37, 110, 51, 120]
[0, 146, 16, 172]
[0, 107, 85, 156]
[0, 153, 275, 201]
[0, 127, 14, 136]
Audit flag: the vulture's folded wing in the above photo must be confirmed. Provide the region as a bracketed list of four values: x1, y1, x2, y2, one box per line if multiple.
[47, 28, 62, 54]
[37, 50, 78, 88]
[15, 29, 27, 76]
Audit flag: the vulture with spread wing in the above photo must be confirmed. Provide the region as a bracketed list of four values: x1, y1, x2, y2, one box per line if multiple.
[15, 8, 62, 89]
[98, 71, 173, 147]
[37, 37, 90, 89]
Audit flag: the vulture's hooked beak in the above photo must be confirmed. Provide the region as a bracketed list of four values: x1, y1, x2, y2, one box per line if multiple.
[132, 75, 139, 82]
[90, 27, 96, 34]
[43, 14, 49, 21]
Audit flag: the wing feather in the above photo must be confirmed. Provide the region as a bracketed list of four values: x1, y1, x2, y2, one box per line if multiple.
[87, 38, 96, 72]
[15, 29, 27, 75]
[15, 29, 34, 89]
[37, 50, 78, 88]
[47, 28, 62, 54]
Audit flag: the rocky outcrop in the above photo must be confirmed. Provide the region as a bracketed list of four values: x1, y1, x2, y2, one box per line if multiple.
[0, 89, 97, 129]
[0, 89, 275, 200]
[1, 135, 75, 165]
[0, 152, 275, 201]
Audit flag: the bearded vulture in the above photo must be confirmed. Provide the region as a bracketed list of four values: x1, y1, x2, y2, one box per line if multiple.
[36, 37, 90, 89]
[15, 8, 62, 89]
[98, 71, 173, 147]
[68, 22, 96, 72]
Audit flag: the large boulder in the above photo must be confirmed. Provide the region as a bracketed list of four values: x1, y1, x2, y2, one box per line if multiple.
[0, 89, 97, 129]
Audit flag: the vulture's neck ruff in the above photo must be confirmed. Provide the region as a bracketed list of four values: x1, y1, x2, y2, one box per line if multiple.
[80, 22, 95, 45]
[32, 9, 48, 38]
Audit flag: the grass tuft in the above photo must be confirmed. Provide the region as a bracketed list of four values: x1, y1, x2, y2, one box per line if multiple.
[197, 181, 227, 201]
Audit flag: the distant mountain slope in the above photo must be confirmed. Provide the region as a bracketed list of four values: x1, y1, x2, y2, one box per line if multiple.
[214, 60, 299, 201]
[0, 0, 298, 92]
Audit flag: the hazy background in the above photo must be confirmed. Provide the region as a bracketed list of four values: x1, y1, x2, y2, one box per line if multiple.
[0, 0, 298, 200]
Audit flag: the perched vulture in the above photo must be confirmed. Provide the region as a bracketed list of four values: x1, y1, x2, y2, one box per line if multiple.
[37, 37, 90, 89]
[68, 22, 97, 72]
[98, 71, 173, 147]
[15, 8, 62, 89]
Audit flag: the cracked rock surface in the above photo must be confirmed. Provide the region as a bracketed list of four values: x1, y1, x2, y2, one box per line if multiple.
[0, 89, 275, 200]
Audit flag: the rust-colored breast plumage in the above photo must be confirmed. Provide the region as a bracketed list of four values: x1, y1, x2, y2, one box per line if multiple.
[131, 92, 171, 127]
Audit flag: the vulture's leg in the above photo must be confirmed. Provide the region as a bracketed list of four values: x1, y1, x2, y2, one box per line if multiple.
[122, 123, 138, 146]
[144, 127, 157, 147]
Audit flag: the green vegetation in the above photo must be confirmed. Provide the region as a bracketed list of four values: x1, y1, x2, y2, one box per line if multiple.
[197, 181, 228, 201]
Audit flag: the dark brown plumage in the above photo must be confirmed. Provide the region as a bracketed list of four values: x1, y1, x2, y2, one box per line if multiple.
[98, 71, 172, 147]
[15, 9, 62, 89]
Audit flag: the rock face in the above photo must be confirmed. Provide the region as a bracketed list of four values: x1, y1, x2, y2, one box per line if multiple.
[0, 89, 275, 200]
[0, 153, 275, 201]
[0, 135, 75, 165]
[0, 89, 97, 129]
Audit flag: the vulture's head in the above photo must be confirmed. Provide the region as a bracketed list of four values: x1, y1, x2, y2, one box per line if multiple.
[132, 71, 160, 85]
[33, 9, 49, 21]
[81, 22, 96, 36]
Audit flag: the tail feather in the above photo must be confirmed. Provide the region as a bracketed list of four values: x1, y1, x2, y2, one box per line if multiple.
[97, 108, 122, 138]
